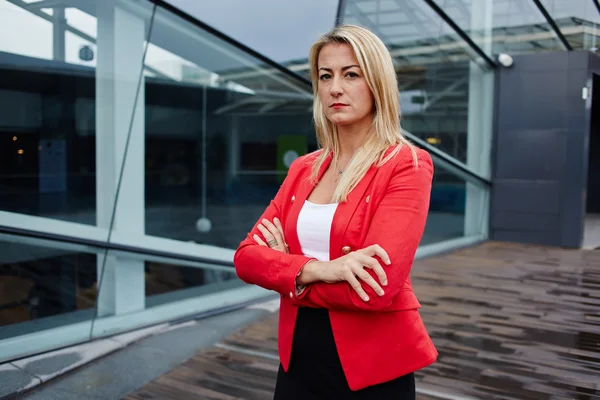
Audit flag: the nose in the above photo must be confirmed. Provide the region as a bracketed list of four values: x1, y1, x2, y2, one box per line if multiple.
[330, 76, 343, 98]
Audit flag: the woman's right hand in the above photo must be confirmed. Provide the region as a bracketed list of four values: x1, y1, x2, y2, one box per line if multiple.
[307, 245, 390, 302]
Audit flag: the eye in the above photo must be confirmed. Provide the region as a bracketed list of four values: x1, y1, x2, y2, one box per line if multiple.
[345, 71, 359, 79]
[319, 74, 331, 81]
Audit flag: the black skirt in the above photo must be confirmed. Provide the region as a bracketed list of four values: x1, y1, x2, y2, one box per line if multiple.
[273, 307, 415, 400]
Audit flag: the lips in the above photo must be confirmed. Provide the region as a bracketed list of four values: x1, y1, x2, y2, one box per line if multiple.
[331, 103, 348, 109]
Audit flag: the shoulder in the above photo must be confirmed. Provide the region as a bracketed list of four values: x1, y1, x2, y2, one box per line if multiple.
[382, 144, 433, 185]
[385, 144, 432, 171]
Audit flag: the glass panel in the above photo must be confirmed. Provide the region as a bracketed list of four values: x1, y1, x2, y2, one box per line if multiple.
[0, 3, 88, 225]
[143, 5, 316, 248]
[399, 63, 471, 163]
[342, 0, 492, 165]
[431, 0, 566, 56]
[91, 249, 247, 338]
[343, 0, 489, 67]
[64, 8, 98, 67]
[144, 259, 240, 307]
[424, 158, 488, 245]
[0, 233, 98, 362]
[0, 0, 155, 230]
[540, 0, 600, 51]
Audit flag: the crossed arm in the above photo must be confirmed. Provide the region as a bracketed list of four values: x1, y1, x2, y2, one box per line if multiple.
[234, 151, 433, 312]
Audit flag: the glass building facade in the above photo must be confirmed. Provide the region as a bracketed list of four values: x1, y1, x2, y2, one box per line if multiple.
[0, 0, 598, 363]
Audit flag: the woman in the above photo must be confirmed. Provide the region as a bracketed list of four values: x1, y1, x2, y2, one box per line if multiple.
[234, 24, 437, 399]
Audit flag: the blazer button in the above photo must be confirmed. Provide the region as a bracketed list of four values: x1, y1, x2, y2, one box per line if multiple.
[365, 195, 370, 203]
[289, 292, 293, 298]
[291, 195, 295, 203]
[341, 246, 351, 255]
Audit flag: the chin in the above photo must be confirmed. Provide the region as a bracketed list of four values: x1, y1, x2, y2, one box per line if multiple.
[327, 114, 355, 126]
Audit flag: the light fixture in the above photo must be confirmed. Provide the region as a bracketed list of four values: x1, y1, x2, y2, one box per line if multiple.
[13, 136, 17, 141]
[18, 149, 24, 155]
[497, 53, 514, 68]
[426, 137, 441, 145]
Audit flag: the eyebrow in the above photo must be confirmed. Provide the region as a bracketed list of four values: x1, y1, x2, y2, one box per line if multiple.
[318, 65, 360, 72]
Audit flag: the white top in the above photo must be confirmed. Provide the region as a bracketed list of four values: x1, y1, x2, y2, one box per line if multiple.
[296, 200, 339, 262]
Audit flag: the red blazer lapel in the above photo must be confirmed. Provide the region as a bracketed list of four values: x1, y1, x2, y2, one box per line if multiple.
[284, 151, 379, 260]
[330, 165, 378, 260]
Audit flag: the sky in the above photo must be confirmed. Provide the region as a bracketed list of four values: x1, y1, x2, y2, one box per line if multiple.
[0, 0, 338, 78]
[164, 0, 339, 63]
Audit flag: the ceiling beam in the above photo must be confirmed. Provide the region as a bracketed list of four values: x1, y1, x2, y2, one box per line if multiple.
[335, 0, 347, 26]
[531, 0, 572, 50]
[421, 0, 497, 69]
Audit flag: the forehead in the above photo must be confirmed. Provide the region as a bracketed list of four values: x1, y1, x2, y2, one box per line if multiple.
[318, 43, 359, 68]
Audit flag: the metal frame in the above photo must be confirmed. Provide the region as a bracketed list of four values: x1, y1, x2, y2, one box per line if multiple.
[421, 0, 497, 69]
[0, 224, 234, 267]
[335, 0, 347, 27]
[531, 0, 573, 51]
[146, 0, 312, 86]
[593, 0, 600, 17]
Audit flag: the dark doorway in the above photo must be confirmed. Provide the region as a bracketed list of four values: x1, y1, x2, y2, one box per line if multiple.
[587, 74, 600, 214]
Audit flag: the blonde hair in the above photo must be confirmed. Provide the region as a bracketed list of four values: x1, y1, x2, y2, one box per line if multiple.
[309, 24, 417, 202]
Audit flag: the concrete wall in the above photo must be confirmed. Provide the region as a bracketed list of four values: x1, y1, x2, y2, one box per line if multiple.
[491, 51, 600, 248]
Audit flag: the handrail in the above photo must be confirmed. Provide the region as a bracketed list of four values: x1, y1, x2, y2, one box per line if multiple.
[403, 130, 491, 186]
[0, 225, 235, 268]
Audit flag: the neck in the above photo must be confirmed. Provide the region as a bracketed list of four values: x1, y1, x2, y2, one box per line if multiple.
[335, 116, 372, 165]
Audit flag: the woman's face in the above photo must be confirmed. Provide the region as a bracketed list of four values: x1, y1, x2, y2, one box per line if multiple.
[317, 43, 374, 128]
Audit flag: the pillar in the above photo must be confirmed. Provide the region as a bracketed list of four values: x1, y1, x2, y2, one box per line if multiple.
[464, 0, 493, 237]
[95, 2, 147, 316]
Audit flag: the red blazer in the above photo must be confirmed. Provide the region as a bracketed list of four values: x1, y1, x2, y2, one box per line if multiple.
[234, 145, 438, 390]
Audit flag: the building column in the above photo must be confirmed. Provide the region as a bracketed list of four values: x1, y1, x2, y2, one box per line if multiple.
[53, 7, 66, 62]
[464, 0, 493, 237]
[95, 2, 146, 317]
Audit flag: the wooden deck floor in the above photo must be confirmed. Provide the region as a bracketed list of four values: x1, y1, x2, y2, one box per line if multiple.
[123, 242, 600, 400]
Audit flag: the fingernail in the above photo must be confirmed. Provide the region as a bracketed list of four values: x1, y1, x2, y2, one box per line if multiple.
[386, 259, 391, 265]
[379, 290, 385, 296]
[274, 217, 279, 222]
[262, 219, 267, 223]
[383, 280, 388, 286]
[363, 296, 369, 301]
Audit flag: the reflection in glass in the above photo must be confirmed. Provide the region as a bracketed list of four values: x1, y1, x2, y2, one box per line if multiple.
[0, 1, 53, 60]
[343, 0, 488, 66]
[431, 0, 568, 56]
[0, 234, 97, 341]
[144, 259, 240, 307]
[341, 0, 484, 164]
[424, 165, 466, 245]
[424, 156, 489, 245]
[540, 0, 600, 51]
[143, 6, 316, 248]
[0, 1, 98, 224]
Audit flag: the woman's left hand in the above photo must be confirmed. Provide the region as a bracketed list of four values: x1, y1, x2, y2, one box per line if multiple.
[254, 217, 289, 254]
